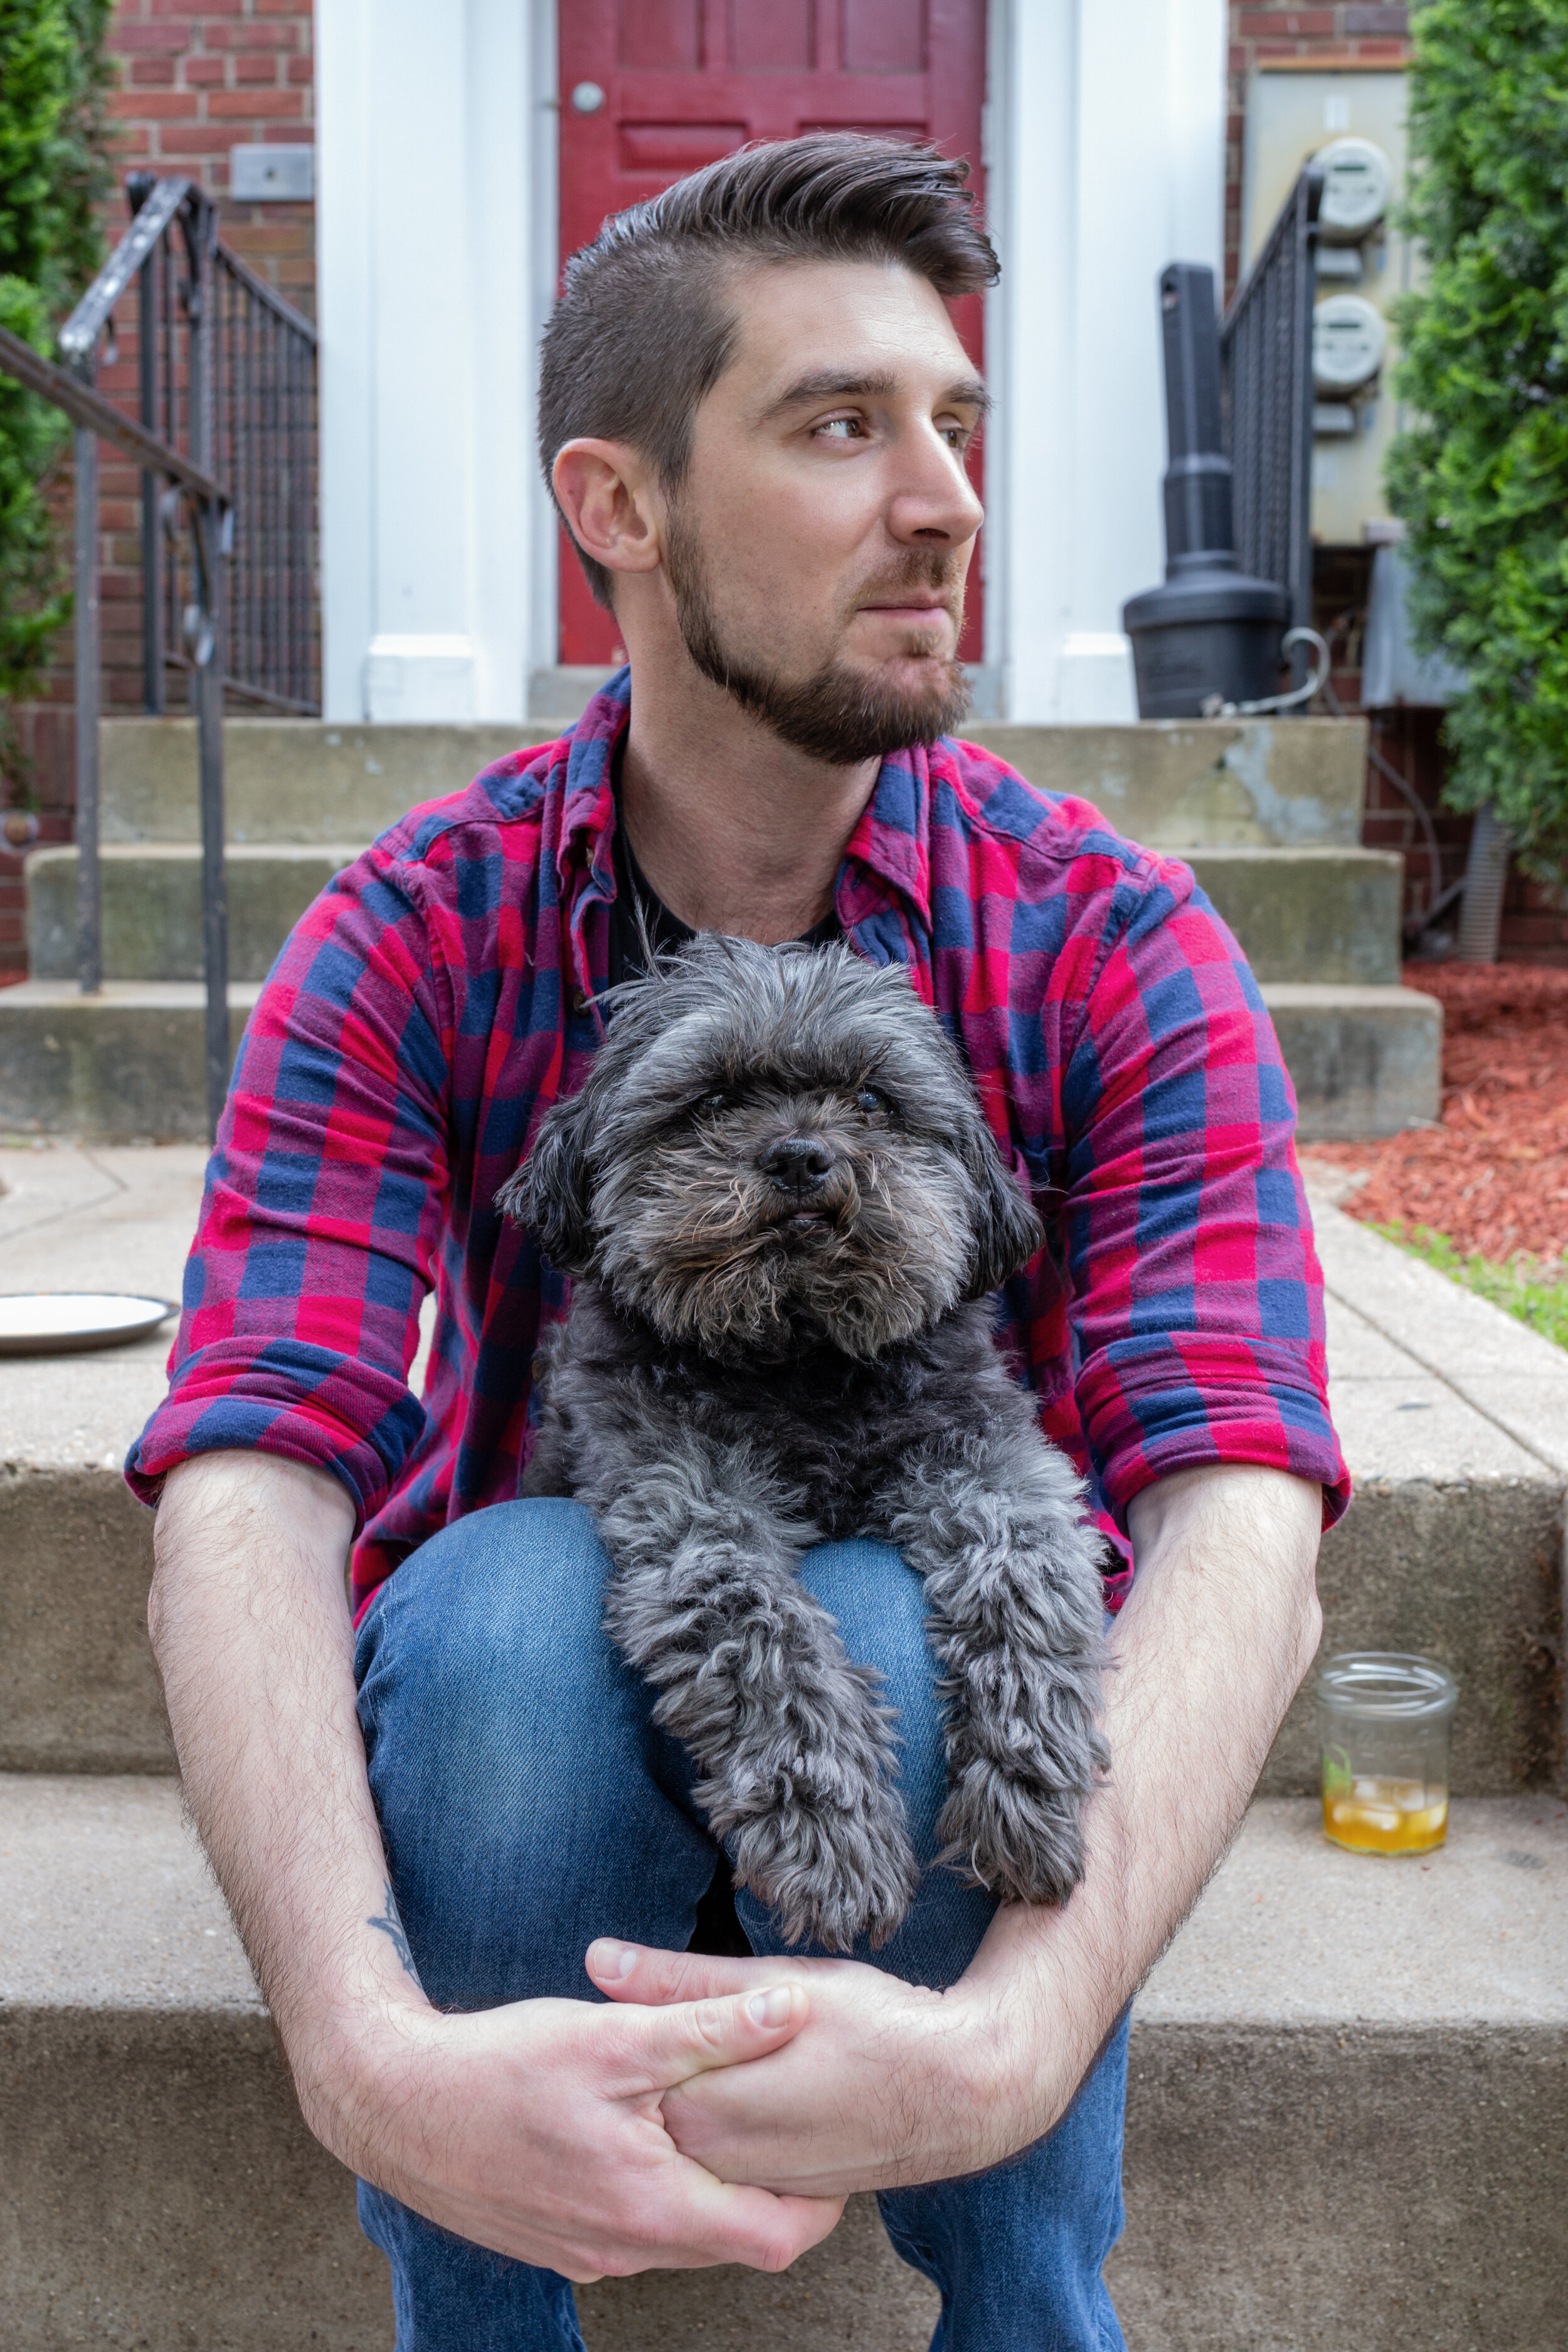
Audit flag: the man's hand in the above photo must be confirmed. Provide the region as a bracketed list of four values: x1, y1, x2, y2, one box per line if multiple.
[339, 1981, 842, 2280]
[587, 1464, 1324, 2198]
[585, 1940, 1009, 2200]
[149, 1451, 840, 2279]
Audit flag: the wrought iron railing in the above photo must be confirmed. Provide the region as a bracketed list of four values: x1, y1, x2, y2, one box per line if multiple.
[0, 175, 319, 1138]
[1221, 164, 1323, 660]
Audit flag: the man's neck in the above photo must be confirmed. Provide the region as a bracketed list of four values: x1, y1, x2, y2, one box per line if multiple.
[617, 652, 879, 945]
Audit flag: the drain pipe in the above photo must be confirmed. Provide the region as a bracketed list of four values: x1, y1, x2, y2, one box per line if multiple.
[1455, 805, 1512, 965]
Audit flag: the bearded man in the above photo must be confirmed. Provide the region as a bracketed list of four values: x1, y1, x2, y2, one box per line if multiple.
[132, 135, 1347, 2351]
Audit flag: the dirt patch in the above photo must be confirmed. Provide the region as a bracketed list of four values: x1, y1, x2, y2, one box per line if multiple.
[1306, 963, 1568, 1263]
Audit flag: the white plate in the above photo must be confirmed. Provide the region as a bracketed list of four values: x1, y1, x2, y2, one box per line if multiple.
[0, 1292, 177, 1357]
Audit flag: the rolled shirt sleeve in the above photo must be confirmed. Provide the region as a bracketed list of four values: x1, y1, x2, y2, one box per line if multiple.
[125, 842, 453, 1527]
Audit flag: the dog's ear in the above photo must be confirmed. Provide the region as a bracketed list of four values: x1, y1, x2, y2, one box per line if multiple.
[961, 1125, 1045, 1300]
[494, 1087, 598, 1278]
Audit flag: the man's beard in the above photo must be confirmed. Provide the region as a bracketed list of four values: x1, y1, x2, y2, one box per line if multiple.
[663, 508, 972, 766]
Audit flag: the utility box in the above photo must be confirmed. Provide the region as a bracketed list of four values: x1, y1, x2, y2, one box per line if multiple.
[1243, 67, 1412, 548]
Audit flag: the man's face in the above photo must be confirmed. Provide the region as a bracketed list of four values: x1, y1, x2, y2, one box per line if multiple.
[663, 260, 987, 765]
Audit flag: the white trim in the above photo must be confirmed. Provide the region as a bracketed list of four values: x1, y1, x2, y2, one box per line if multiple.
[987, 0, 1225, 721]
[316, 0, 545, 723]
[527, 0, 561, 675]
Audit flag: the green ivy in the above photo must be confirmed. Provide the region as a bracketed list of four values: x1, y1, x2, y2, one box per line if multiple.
[1385, 0, 1568, 887]
[0, 0, 114, 755]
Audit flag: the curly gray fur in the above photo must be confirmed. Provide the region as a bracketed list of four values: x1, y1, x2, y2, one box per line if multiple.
[498, 936, 1108, 1951]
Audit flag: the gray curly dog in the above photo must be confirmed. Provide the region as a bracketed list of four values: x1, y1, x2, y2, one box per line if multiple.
[497, 936, 1108, 1953]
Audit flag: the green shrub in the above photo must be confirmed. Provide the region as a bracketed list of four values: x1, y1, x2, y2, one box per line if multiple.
[0, 0, 114, 747]
[1385, 1, 1568, 887]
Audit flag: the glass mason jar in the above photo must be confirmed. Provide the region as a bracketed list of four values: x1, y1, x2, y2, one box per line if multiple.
[1316, 1653, 1458, 1855]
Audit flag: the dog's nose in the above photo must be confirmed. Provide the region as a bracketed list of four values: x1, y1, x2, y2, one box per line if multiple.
[757, 1134, 834, 1193]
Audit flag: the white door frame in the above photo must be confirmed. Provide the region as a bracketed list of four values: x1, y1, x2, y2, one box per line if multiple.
[317, 0, 1225, 728]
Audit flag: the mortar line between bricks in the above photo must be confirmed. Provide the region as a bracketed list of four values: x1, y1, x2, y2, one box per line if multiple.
[1322, 1274, 1568, 1488]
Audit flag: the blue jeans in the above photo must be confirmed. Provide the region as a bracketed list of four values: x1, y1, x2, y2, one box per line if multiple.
[354, 1499, 1128, 2351]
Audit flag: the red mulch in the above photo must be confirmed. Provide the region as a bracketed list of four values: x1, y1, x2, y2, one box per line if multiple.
[1308, 964, 1568, 1264]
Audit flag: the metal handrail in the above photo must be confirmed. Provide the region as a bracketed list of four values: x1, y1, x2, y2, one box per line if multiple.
[1221, 164, 1323, 685]
[0, 176, 321, 1141]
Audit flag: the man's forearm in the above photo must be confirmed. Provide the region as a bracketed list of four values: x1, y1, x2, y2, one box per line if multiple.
[148, 1451, 428, 2153]
[149, 1451, 843, 2276]
[959, 1463, 1323, 2158]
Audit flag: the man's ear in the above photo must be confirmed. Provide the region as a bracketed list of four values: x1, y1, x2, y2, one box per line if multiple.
[495, 1088, 598, 1279]
[961, 1126, 1045, 1301]
[551, 439, 664, 585]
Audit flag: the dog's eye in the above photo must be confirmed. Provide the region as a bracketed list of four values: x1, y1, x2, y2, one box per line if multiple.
[697, 1089, 731, 1116]
[855, 1086, 891, 1115]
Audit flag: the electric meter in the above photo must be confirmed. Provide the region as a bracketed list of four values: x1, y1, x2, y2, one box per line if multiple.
[1313, 135, 1394, 241]
[1312, 295, 1387, 393]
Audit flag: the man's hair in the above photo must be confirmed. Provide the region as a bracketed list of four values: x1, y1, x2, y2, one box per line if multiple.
[539, 132, 999, 608]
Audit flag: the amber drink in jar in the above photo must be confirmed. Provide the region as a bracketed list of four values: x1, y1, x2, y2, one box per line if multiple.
[1317, 1654, 1457, 1855]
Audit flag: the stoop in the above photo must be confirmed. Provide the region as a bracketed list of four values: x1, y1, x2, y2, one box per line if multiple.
[0, 713, 1438, 1141]
[2, 1143, 1565, 2347]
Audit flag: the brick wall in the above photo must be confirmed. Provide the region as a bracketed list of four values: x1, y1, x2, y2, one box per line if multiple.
[0, 1, 315, 981]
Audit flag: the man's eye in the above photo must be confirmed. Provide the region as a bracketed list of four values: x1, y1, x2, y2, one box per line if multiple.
[815, 416, 865, 441]
[856, 1086, 890, 1115]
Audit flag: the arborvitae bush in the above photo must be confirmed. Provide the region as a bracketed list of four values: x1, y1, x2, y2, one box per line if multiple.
[1386, 0, 1568, 886]
[0, 0, 113, 754]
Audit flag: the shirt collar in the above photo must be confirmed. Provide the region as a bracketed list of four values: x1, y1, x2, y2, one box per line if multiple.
[551, 669, 935, 934]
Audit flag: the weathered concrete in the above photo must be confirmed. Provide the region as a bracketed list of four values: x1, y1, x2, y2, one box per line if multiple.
[97, 714, 1368, 851]
[25, 839, 1404, 991]
[3, 1781, 1562, 2351]
[965, 716, 1368, 849]
[0, 983, 257, 1140]
[26, 843, 356, 984]
[100, 718, 529, 847]
[1261, 983, 1443, 1141]
[1184, 845, 1401, 985]
[0, 979, 1433, 1146]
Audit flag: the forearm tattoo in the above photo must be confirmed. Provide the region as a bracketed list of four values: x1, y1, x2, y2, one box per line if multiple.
[367, 1880, 423, 1988]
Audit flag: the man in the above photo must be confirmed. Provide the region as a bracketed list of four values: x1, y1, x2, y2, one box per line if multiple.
[134, 136, 1347, 2348]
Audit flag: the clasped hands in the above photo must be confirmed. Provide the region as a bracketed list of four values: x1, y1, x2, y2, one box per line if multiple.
[344, 1932, 1046, 2286]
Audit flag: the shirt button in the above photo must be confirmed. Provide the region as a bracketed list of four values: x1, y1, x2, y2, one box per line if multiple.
[572, 989, 590, 1015]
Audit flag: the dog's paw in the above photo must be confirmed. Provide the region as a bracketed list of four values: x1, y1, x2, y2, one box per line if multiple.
[936, 1754, 1093, 1907]
[724, 1776, 920, 1954]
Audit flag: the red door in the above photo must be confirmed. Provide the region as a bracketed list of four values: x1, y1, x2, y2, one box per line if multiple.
[555, 0, 988, 667]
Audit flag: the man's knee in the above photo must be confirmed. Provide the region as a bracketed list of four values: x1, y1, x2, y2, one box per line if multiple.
[356, 1496, 610, 1713]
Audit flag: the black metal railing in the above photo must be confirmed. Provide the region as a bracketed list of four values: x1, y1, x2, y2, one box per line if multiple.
[0, 174, 319, 1139]
[1221, 164, 1323, 654]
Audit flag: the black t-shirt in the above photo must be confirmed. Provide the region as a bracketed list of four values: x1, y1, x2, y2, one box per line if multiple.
[608, 807, 842, 984]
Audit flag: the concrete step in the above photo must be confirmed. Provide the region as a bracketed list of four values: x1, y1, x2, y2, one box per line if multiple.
[1263, 981, 1441, 1141]
[24, 840, 1406, 991]
[0, 981, 257, 1141]
[98, 714, 1368, 852]
[1187, 846, 1400, 986]
[2, 1147, 1562, 1798]
[26, 843, 361, 985]
[0, 979, 1435, 1147]
[3, 1773, 1562, 2350]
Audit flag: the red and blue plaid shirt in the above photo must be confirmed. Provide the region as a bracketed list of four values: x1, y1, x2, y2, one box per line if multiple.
[127, 676, 1349, 1614]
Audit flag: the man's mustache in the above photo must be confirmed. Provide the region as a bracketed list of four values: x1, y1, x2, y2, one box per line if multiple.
[851, 552, 966, 617]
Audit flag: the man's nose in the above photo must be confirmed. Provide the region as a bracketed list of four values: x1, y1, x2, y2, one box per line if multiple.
[888, 426, 984, 550]
[757, 1134, 835, 1193]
